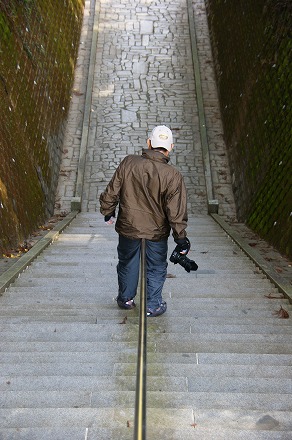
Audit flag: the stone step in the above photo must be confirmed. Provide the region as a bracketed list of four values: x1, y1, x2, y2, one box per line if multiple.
[0, 339, 291, 354]
[28, 252, 247, 263]
[0, 306, 290, 322]
[1, 362, 291, 382]
[166, 287, 281, 297]
[146, 428, 292, 440]
[10, 278, 275, 289]
[29, 266, 266, 275]
[1, 361, 292, 388]
[36, 236, 239, 243]
[3, 283, 280, 293]
[0, 306, 290, 323]
[1, 377, 291, 406]
[133, 362, 292, 378]
[0, 351, 291, 367]
[53, 223, 224, 230]
[147, 416, 292, 439]
[15, 267, 262, 276]
[0, 326, 291, 344]
[0, 321, 291, 335]
[0, 372, 292, 398]
[32, 247, 251, 256]
[180, 352, 292, 365]
[0, 315, 97, 324]
[0, 428, 87, 440]
[3, 288, 282, 300]
[35, 265, 263, 275]
[33, 254, 257, 263]
[1, 390, 292, 411]
[1, 294, 290, 311]
[0, 314, 290, 327]
[0, 407, 291, 433]
[0, 407, 135, 429]
[1, 426, 290, 440]
[0, 375, 183, 393]
[6, 285, 272, 298]
[94, 392, 292, 412]
[50, 243, 233, 250]
[42, 233, 239, 241]
[0, 341, 139, 353]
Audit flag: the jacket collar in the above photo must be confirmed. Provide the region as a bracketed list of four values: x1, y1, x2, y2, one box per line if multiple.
[142, 148, 170, 164]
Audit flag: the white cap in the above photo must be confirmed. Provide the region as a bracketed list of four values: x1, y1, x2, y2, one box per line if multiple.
[150, 125, 173, 151]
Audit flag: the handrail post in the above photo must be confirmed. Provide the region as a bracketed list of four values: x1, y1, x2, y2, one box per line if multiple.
[134, 239, 147, 439]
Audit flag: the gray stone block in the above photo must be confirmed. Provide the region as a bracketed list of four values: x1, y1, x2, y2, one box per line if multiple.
[0, 428, 86, 440]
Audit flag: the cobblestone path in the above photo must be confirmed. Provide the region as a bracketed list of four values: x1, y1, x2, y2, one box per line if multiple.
[55, 0, 236, 220]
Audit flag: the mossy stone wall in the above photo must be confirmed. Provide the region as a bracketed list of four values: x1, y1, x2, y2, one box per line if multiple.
[0, 0, 84, 252]
[205, 0, 292, 258]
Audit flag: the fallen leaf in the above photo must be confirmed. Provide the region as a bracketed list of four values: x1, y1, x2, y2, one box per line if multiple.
[166, 273, 176, 278]
[275, 267, 283, 273]
[272, 306, 289, 319]
[3, 253, 20, 259]
[48, 219, 59, 224]
[127, 421, 131, 428]
[73, 90, 83, 96]
[17, 243, 31, 253]
[119, 316, 127, 324]
[38, 225, 52, 231]
[190, 423, 197, 428]
[265, 293, 285, 299]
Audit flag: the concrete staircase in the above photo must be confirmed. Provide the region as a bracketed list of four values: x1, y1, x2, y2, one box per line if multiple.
[0, 213, 291, 439]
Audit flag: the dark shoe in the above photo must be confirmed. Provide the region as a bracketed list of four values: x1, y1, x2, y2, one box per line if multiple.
[116, 297, 136, 310]
[147, 301, 167, 317]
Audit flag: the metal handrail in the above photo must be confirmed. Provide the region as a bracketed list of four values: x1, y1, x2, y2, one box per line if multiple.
[134, 239, 147, 439]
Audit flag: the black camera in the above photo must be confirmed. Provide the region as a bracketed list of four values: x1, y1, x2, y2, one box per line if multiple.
[170, 250, 198, 273]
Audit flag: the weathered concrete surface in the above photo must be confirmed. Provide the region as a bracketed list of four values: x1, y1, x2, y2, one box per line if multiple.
[0, 213, 291, 439]
[1, 0, 291, 438]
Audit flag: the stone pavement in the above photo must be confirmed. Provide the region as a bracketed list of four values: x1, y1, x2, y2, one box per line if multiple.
[1, 0, 291, 439]
[0, 213, 292, 439]
[55, 0, 236, 220]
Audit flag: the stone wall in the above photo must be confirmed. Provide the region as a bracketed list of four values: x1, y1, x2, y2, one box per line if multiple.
[0, 0, 84, 252]
[205, 0, 292, 258]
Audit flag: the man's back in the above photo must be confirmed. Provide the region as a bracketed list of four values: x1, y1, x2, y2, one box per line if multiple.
[100, 148, 187, 241]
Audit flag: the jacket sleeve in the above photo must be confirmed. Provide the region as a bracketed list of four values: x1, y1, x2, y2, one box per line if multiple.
[165, 173, 188, 240]
[99, 162, 123, 216]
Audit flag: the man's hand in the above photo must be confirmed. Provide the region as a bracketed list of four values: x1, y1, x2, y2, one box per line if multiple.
[104, 212, 115, 225]
[174, 237, 191, 255]
[170, 238, 198, 272]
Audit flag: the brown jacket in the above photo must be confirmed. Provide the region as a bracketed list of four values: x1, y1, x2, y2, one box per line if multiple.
[100, 149, 188, 241]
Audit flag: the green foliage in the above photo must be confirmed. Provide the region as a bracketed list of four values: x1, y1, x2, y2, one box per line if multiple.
[0, 12, 11, 46]
[206, 0, 292, 258]
[0, 0, 84, 252]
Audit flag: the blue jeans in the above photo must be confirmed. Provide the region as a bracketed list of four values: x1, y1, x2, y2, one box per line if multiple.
[117, 235, 168, 309]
